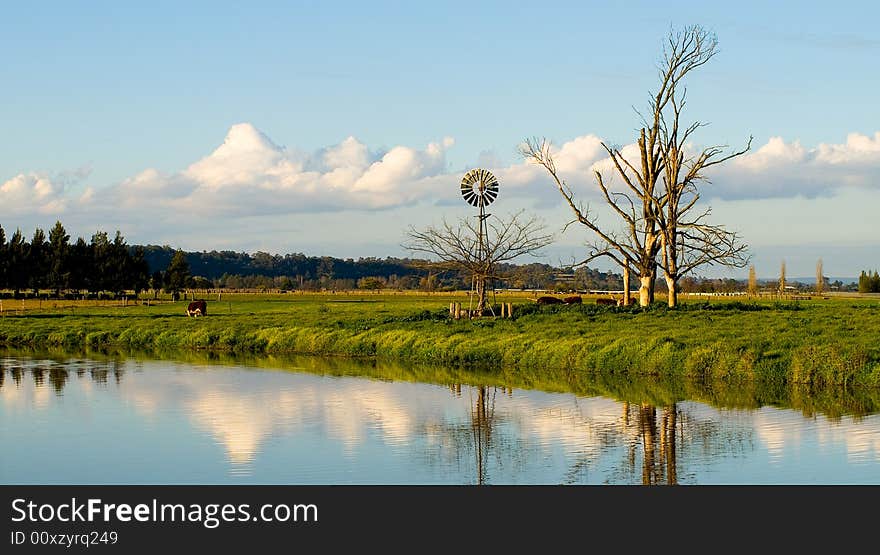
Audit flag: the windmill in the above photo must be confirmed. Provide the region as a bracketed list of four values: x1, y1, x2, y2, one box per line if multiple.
[460, 168, 499, 316]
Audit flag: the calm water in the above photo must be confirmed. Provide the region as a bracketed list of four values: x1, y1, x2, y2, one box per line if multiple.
[1, 354, 879, 485]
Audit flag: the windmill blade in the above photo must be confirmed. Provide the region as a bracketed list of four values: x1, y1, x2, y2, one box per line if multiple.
[460, 168, 500, 207]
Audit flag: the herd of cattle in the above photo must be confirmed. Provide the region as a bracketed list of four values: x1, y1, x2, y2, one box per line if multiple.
[182, 294, 631, 318]
[535, 295, 634, 307]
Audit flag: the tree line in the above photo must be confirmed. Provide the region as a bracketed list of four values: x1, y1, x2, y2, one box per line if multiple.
[858, 270, 880, 293]
[0, 221, 150, 298]
[0, 219, 631, 298]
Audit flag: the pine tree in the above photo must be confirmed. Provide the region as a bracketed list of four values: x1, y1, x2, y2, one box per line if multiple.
[7, 229, 27, 297]
[90, 231, 111, 294]
[130, 246, 150, 295]
[748, 265, 757, 296]
[48, 221, 70, 297]
[68, 238, 90, 294]
[28, 228, 48, 295]
[165, 250, 191, 295]
[778, 260, 786, 295]
[0, 224, 6, 290]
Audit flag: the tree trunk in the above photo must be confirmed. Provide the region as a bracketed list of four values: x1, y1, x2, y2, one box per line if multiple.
[665, 275, 678, 308]
[476, 276, 487, 316]
[647, 266, 656, 304]
[623, 266, 631, 306]
[639, 275, 652, 307]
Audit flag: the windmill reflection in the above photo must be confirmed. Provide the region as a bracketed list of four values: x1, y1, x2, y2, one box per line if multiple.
[471, 385, 495, 485]
[445, 383, 507, 485]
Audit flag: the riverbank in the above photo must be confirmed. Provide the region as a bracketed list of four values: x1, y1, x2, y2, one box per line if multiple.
[1, 292, 878, 389]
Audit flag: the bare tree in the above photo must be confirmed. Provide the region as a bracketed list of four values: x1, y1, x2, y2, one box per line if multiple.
[655, 27, 751, 306]
[520, 138, 640, 306]
[523, 25, 750, 308]
[404, 211, 553, 316]
[816, 258, 824, 294]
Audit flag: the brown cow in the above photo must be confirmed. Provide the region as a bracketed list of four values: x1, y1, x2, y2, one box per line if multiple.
[536, 296, 564, 305]
[563, 295, 582, 304]
[186, 300, 207, 317]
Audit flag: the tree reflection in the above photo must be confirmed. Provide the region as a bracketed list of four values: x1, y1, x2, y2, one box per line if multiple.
[1, 359, 124, 393]
[48, 367, 69, 395]
[633, 403, 678, 485]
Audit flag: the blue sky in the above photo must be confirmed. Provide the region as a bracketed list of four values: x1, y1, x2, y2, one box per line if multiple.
[1, 1, 878, 278]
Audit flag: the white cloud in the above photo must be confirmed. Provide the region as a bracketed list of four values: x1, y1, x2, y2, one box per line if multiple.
[2, 125, 879, 276]
[5, 125, 879, 221]
[1, 173, 68, 215]
[503, 131, 880, 202]
[94, 123, 458, 216]
[708, 132, 880, 199]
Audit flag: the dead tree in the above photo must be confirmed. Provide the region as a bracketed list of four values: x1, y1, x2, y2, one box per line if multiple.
[404, 211, 553, 315]
[524, 25, 750, 308]
[655, 26, 751, 307]
[521, 138, 652, 306]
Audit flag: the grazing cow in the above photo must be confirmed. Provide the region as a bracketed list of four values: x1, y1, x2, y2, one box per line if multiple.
[595, 298, 617, 306]
[186, 300, 207, 317]
[563, 295, 582, 304]
[617, 298, 636, 307]
[536, 296, 564, 305]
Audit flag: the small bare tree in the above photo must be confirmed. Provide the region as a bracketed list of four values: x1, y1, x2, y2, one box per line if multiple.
[404, 211, 553, 316]
[816, 258, 824, 294]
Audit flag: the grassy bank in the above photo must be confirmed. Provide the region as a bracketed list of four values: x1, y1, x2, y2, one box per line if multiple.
[1, 292, 879, 389]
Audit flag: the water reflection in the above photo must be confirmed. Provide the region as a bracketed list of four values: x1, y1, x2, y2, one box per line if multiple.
[1, 354, 879, 484]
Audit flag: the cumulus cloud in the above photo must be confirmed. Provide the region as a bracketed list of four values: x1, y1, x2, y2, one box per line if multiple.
[499, 131, 880, 202]
[708, 131, 880, 199]
[3, 125, 879, 231]
[1, 173, 70, 215]
[104, 123, 457, 216]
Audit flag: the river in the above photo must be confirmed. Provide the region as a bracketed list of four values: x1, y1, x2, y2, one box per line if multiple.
[1, 352, 878, 484]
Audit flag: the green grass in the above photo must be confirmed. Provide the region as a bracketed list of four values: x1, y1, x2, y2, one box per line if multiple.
[1, 292, 879, 390]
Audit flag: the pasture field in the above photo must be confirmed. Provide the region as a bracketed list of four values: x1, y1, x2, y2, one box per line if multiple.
[1, 291, 879, 389]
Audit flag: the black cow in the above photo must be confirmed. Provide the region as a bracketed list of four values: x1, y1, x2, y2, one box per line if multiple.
[563, 295, 583, 304]
[536, 296, 564, 305]
[186, 300, 207, 317]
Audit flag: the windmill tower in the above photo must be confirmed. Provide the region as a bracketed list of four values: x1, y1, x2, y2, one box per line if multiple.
[460, 168, 499, 316]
